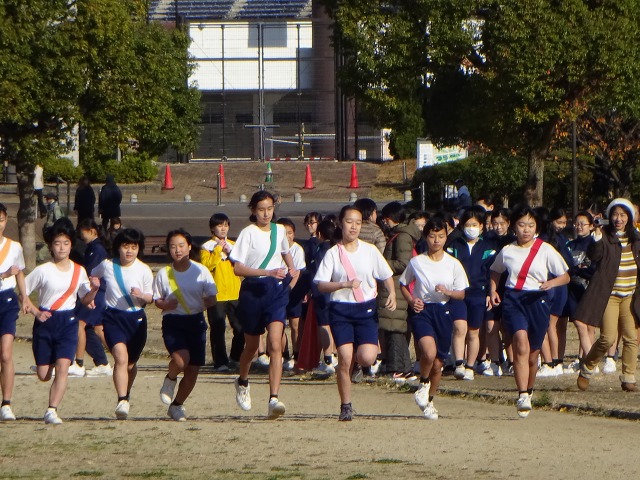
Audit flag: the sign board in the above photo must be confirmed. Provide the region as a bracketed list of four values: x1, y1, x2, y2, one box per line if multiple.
[416, 139, 467, 169]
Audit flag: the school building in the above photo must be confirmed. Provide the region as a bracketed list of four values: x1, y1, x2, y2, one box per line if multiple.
[149, 0, 392, 162]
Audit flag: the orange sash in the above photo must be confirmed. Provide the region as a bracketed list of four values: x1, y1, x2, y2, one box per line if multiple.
[50, 263, 81, 311]
[0, 239, 12, 267]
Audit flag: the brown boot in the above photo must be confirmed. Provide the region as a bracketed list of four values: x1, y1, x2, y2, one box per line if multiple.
[621, 382, 637, 392]
[577, 374, 590, 391]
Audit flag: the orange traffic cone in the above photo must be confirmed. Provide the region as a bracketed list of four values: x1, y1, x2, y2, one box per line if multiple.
[162, 164, 175, 190]
[348, 163, 359, 188]
[218, 164, 227, 189]
[303, 164, 314, 189]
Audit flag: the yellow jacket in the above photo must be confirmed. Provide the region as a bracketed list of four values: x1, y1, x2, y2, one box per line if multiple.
[200, 238, 241, 301]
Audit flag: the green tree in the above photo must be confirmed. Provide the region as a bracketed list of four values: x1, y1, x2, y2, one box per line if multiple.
[325, 0, 640, 205]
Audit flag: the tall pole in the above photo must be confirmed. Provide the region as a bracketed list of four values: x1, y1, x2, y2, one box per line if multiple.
[572, 120, 578, 215]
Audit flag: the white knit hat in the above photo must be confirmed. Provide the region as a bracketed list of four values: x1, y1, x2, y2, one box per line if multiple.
[606, 198, 635, 219]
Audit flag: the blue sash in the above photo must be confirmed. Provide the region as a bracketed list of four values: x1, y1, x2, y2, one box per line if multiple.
[113, 259, 136, 310]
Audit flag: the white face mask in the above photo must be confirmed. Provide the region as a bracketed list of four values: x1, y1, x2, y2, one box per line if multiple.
[464, 226, 481, 240]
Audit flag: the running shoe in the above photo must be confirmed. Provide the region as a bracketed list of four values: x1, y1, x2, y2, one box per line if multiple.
[536, 364, 555, 377]
[160, 376, 177, 405]
[44, 408, 63, 425]
[453, 364, 466, 380]
[423, 401, 439, 420]
[516, 394, 531, 418]
[486, 362, 502, 377]
[282, 359, 295, 371]
[564, 359, 580, 374]
[255, 354, 270, 367]
[68, 362, 86, 377]
[475, 359, 491, 375]
[369, 359, 382, 375]
[115, 400, 130, 420]
[462, 368, 474, 381]
[552, 364, 564, 376]
[414, 382, 430, 410]
[267, 398, 286, 419]
[316, 361, 335, 375]
[86, 364, 113, 377]
[339, 403, 353, 421]
[0, 405, 16, 421]
[234, 378, 251, 410]
[602, 357, 617, 374]
[351, 365, 363, 384]
[168, 404, 187, 422]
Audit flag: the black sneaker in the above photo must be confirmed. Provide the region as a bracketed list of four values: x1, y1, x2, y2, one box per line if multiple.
[339, 403, 353, 421]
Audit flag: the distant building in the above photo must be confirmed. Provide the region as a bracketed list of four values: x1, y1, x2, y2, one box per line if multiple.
[149, 0, 392, 162]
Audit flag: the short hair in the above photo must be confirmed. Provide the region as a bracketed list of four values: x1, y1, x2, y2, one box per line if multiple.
[380, 201, 406, 224]
[409, 211, 430, 222]
[431, 211, 456, 230]
[338, 205, 362, 223]
[423, 217, 448, 237]
[248, 190, 276, 222]
[112, 228, 145, 258]
[459, 207, 486, 228]
[209, 213, 230, 229]
[510, 204, 538, 232]
[44, 218, 76, 246]
[110, 217, 122, 227]
[353, 198, 377, 221]
[166, 228, 192, 249]
[491, 207, 511, 222]
[317, 219, 336, 243]
[0, 203, 6, 216]
[574, 211, 594, 225]
[304, 212, 322, 224]
[76, 219, 102, 237]
[276, 217, 295, 232]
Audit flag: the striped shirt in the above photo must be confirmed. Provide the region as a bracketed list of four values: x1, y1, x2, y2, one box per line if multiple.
[612, 236, 637, 297]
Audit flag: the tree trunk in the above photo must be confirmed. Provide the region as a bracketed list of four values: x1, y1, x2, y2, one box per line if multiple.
[16, 171, 37, 271]
[524, 122, 556, 207]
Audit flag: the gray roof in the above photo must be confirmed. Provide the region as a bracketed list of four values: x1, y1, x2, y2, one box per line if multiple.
[149, 0, 313, 22]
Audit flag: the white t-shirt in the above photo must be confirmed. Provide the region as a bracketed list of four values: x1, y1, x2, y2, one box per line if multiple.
[399, 253, 469, 304]
[33, 165, 44, 190]
[153, 261, 218, 316]
[230, 224, 290, 272]
[26, 262, 91, 311]
[490, 240, 568, 290]
[0, 238, 26, 292]
[92, 258, 154, 311]
[287, 242, 306, 270]
[313, 240, 393, 303]
[201, 238, 233, 260]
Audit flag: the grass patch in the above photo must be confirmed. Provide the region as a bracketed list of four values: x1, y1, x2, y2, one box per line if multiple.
[346, 474, 368, 479]
[532, 391, 553, 408]
[122, 471, 169, 478]
[72, 471, 105, 477]
[373, 458, 403, 464]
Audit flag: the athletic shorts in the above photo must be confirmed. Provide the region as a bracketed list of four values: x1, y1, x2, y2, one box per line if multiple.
[162, 313, 208, 366]
[465, 294, 488, 329]
[313, 293, 331, 326]
[548, 284, 568, 317]
[103, 308, 148, 363]
[448, 298, 467, 321]
[32, 309, 78, 365]
[329, 299, 378, 348]
[0, 290, 19, 336]
[409, 302, 454, 360]
[237, 277, 290, 336]
[75, 290, 106, 327]
[501, 289, 550, 351]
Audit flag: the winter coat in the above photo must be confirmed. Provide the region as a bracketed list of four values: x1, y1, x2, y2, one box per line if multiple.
[98, 176, 122, 220]
[74, 185, 96, 221]
[574, 231, 640, 327]
[377, 223, 421, 333]
[359, 220, 386, 253]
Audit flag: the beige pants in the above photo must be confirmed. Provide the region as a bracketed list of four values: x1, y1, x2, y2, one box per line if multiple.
[584, 295, 638, 384]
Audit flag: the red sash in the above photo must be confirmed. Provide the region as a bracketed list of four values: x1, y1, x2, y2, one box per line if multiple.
[50, 263, 81, 311]
[514, 238, 543, 291]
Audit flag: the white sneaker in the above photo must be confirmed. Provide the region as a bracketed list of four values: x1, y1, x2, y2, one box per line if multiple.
[564, 359, 581, 374]
[282, 359, 295, 371]
[234, 378, 251, 410]
[423, 401, 439, 420]
[316, 361, 335, 375]
[0, 405, 16, 421]
[160, 376, 177, 405]
[475, 359, 491, 375]
[86, 364, 113, 377]
[602, 357, 617, 374]
[536, 364, 554, 377]
[516, 394, 532, 418]
[167, 404, 186, 422]
[255, 354, 270, 367]
[462, 368, 474, 381]
[453, 364, 466, 379]
[44, 408, 63, 425]
[370, 359, 382, 375]
[115, 400, 130, 420]
[552, 364, 564, 376]
[267, 398, 286, 419]
[487, 362, 502, 377]
[414, 383, 430, 410]
[68, 362, 86, 377]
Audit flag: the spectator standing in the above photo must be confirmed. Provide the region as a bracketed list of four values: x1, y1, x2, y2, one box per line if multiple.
[44, 193, 64, 229]
[98, 175, 122, 233]
[454, 179, 472, 210]
[74, 176, 95, 224]
[33, 164, 46, 218]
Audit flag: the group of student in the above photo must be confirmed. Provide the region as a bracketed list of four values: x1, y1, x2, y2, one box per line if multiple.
[0, 189, 637, 425]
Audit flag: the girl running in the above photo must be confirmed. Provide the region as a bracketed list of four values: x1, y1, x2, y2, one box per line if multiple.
[25, 220, 98, 424]
[314, 205, 395, 421]
[91, 228, 153, 420]
[0, 203, 34, 421]
[489, 205, 569, 418]
[230, 191, 298, 419]
[155, 229, 218, 421]
[400, 217, 469, 419]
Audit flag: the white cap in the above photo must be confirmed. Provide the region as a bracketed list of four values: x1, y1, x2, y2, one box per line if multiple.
[606, 198, 635, 218]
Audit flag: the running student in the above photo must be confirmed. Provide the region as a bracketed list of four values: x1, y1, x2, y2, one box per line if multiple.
[201, 213, 242, 372]
[25, 220, 99, 424]
[489, 205, 569, 418]
[70, 219, 112, 377]
[230, 191, 299, 419]
[0, 203, 34, 421]
[314, 205, 395, 421]
[91, 228, 153, 420]
[400, 217, 469, 419]
[155, 229, 218, 421]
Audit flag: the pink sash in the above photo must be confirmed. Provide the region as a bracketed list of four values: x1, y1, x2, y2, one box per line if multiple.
[337, 243, 365, 303]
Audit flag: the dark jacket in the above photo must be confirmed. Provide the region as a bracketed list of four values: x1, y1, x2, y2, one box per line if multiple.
[574, 232, 640, 327]
[98, 176, 122, 220]
[74, 186, 96, 221]
[377, 223, 421, 333]
[446, 235, 497, 296]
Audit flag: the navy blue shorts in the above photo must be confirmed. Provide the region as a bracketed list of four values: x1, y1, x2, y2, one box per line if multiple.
[410, 303, 453, 360]
[287, 274, 309, 319]
[565, 283, 587, 320]
[237, 277, 290, 336]
[465, 294, 488, 329]
[286, 300, 303, 319]
[329, 299, 378, 348]
[76, 290, 106, 326]
[501, 289, 550, 350]
[103, 308, 148, 363]
[32, 309, 78, 365]
[314, 295, 330, 326]
[0, 290, 19, 336]
[448, 298, 467, 321]
[162, 313, 208, 366]
[548, 284, 568, 317]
